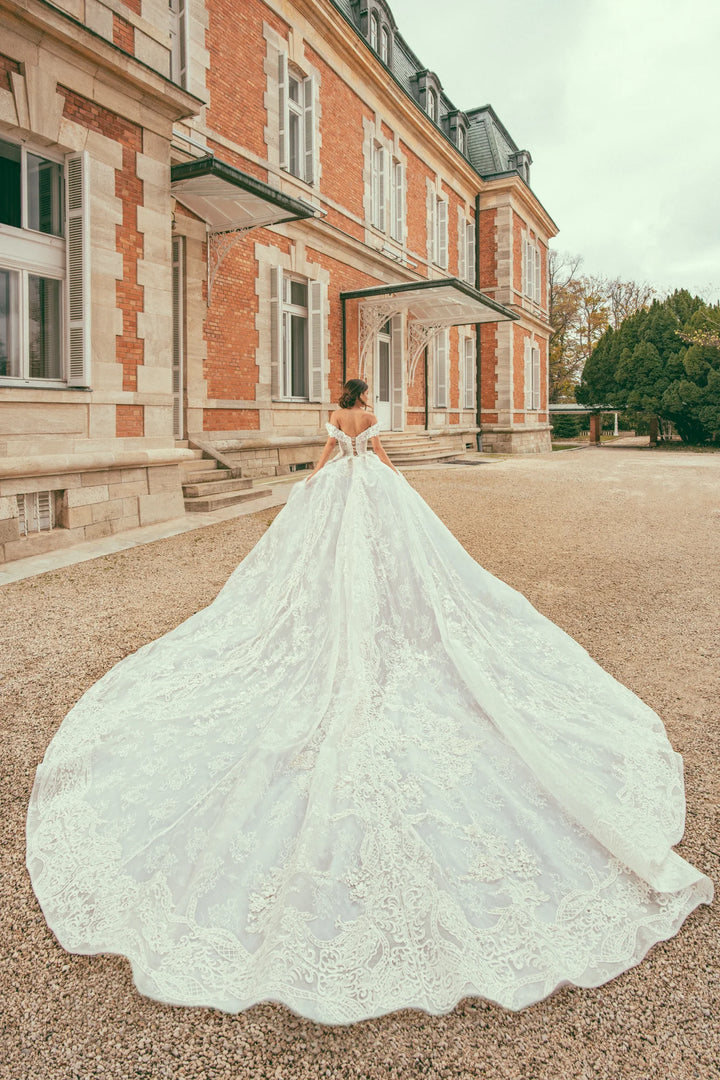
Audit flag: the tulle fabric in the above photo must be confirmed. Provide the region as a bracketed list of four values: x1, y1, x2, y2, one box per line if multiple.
[26, 421, 713, 1024]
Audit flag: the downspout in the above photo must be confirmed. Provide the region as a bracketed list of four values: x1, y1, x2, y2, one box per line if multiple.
[341, 294, 347, 386]
[474, 192, 482, 452]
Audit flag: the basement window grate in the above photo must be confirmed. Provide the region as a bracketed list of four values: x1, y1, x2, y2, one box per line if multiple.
[289, 462, 312, 472]
[17, 491, 57, 535]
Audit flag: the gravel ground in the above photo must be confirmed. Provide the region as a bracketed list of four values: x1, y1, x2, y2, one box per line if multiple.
[1, 446, 718, 1080]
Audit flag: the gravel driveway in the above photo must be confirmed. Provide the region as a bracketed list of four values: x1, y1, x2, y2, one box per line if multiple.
[2, 445, 718, 1080]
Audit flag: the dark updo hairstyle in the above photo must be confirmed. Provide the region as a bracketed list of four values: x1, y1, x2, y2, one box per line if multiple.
[338, 378, 369, 410]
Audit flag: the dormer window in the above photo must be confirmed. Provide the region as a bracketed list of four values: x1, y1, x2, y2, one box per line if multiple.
[426, 88, 437, 122]
[457, 127, 465, 154]
[369, 12, 379, 50]
[380, 26, 390, 63]
[415, 70, 443, 126]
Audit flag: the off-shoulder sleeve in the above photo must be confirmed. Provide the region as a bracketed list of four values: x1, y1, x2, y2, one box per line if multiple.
[364, 422, 381, 439]
[325, 422, 340, 438]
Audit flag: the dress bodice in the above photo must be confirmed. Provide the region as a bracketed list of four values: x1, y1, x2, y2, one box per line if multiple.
[326, 421, 381, 458]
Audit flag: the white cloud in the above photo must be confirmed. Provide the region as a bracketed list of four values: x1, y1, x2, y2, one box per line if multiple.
[384, 0, 720, 300]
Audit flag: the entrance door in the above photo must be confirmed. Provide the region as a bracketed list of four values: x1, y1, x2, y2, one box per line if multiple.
[375, 321, 392, 429]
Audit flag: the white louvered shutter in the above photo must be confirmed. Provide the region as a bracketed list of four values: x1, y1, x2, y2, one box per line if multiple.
[464, 335, 475, 408]
[393, 161, 404, 242]
[466, 221, 475, 286]
[65, 151, 91, 387]
[303, 75, 315, 183]
[524, 338, 532, 409]
[522, 238, 529, 296]
[427, 189, 435, 264]
[374, 146, 385, 231]
[534, 244, 542, 303]
[308, 279, 324, 401]
[434, 330, 448, 407]
[437, 199, 448, 269]
[37, 490, 53, 531]
[390, 314, 404, 430]
[171, 236, 184, 438]
[278, 54, 288, 170]
[270, 266, 283, 399]
[532, 345, 541, 410]
[458, 211, 466, 282]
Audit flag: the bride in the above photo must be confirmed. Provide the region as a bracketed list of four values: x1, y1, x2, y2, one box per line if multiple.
[26, 378, 713, 1026]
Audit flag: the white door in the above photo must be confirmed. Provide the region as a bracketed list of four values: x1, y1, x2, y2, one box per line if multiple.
[375, 322, 392, 429]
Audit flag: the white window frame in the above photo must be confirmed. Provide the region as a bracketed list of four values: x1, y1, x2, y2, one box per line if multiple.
[390, 158, 405, 243]
[524, 339, 542, 411]
[463, 334, 475, 409]
[433, 195, 448, 269]
[457, 127, 465, 155]
[369, 11, 379, 50]
[169, 0, 189, 88]
[270, 267, 324, 403]
[0, 139, 89, 389]
[380, 26, 390, 63]
[426, 87, 437, 122]
[522, 236, 542, 304]
[279, 56, 315, 185]
[371, 142, 385, 231]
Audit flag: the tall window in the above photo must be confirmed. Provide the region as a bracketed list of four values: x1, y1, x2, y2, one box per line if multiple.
[523, 236, 542, 303]
[390, 160, 405, 243]
[463, 336, 475, 408]
[270, 268, 325, 402]
[169, 0, 188, 88]
[426, 88, 437, 122]
[369, 12, 379, 50]
[380, 26, 390, 63]
[524, 339, 541, 410]
[459, 216, 475, 286]
[0, 138, 72, 384]
[433, 329, 449, 408]
[371, 143, 385, 231]
[428, 193, 448, 268]
[278, 56, 315, 184]
[457, 127, 465, 155]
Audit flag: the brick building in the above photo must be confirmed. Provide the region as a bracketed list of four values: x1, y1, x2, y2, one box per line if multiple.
[0, 0, 557, 564]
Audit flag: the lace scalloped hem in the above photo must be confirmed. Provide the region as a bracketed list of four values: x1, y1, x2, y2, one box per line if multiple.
[45, 883, 711, 1026]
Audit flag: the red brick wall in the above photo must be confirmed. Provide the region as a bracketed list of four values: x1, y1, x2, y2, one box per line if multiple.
[120, 0, 141, 13]
[480, 323, 497, 413]
[112, 14, 135, 53]
[116, 404, 144, 437]
[60, 89, 145, 397]
[205, 409, 260, 430]
[478, 208, 498, 290]
[0, 53, 21, 93]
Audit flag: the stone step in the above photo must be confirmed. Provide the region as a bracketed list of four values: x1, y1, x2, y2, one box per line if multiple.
[180, 465, 224, 483]
[182, 477, 254, 498]
[184, 488, 273, 513]
[388, 449, 466, 465]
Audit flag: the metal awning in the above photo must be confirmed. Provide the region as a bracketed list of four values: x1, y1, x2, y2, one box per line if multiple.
[341, 278, 518, 380]
[171, 155, 315, 234]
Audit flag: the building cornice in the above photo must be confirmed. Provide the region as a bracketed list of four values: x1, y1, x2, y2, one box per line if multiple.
[479, 175, 559, 238]
[0, 0, 204, 121]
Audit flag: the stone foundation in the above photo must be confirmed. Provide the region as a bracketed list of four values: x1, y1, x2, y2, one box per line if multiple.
[0, 450, 191, 564]
[481, 425, 553, 454]
[206, 436, 327, 479]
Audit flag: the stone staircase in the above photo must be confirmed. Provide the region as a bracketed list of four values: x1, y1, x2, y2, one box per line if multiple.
[380, 430, 473, 467]
[178, 444, 273, 512]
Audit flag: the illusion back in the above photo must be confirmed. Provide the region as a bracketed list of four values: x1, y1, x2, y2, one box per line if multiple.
[326, 421, 380, 457]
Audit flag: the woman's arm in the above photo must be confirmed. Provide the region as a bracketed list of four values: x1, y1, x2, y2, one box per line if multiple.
[371, 435, 401, 475]
[305, 436, 338, 483]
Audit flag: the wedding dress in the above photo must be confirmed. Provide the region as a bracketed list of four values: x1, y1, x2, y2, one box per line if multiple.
[26, 420, 713, 1025]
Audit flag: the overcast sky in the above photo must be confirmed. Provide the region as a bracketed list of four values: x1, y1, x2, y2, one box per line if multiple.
[386, 0, 720, 303]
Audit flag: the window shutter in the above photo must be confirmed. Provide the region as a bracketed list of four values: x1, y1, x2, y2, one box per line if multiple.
[37, 490, 54, 531]
[435, 330, 448, 407]
[427, 189, 435, 263]
[534, 244, 542, 303]
[466, 221, 476, 287]
[303, 75, 315, 183]
[532, 345, 541, 410]
[458, 211, 466, 282]
[308, 278, 324, 402]
[437, 199, 448, 269]
[375, 146, 385, 231]
[390, 314, 404, 430]
[523, 338, 532, 410]
[278, 54, 288, 170]
[65, 151, 91, 387]
[270, 266, 283, 399]
[522, 238, 529, 296]
[393, 161, 404, 242]
[464, 335, 475, 408]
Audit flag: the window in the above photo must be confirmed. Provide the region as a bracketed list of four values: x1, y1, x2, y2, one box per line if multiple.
[458, 217, 475, 286]
[380, 26, 390, 63]
[17, 490, 57, 535]
[426, 87, 437, 122]
[433, 329, 449, 408]
[523, 236, 542, 303]
[369, 12, 379, 50]
[371, 143, 385, 231]
[524, 339, 541, 411]
[428, 193, 448, 268]
[0, 139, 89, 386]
[463, 336, 475, 408]
[278, 56, 315, 184]
[169, 0, 188, 88]
[390, 159, 405, 243]
[270, 267, 324, 402]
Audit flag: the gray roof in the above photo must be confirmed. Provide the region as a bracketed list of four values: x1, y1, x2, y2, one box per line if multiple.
[329, 0, 526, 181]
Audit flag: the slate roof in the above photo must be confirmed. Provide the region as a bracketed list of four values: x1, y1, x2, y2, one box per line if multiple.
[329, 0, 526, 182]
